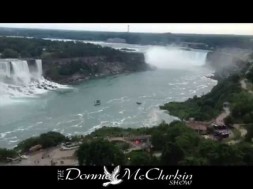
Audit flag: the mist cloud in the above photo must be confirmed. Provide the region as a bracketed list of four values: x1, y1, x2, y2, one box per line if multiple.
[144, 47, 208, 69]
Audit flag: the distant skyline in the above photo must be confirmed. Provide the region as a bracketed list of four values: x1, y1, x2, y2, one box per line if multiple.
[0, 23, 252, 35]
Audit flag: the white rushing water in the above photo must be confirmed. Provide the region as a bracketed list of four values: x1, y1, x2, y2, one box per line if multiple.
[0, 43, 217, 148]
[0, 59, 68, 105]
[145, 47, 208, 69]
[10, 60, 31, 85]
[0, 60, 11, 78]
[35, 59, 43, 79]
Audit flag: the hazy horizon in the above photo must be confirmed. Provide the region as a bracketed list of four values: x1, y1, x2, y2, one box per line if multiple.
[0, 23, 252, 36]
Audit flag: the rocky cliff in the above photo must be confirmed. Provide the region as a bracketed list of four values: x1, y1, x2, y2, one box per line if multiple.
[42, 52, 150, 84]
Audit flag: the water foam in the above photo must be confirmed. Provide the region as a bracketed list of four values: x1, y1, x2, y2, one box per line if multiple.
[0, 59, 69, 103]
[145, 47, 208, 69]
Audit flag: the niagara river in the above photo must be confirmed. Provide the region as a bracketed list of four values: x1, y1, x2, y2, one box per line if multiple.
[0, 42, 217, 148]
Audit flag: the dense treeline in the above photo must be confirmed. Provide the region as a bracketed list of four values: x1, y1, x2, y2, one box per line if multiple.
[15, 131, 67, 153]
[226, 66, 253, 141]
[0, 148, 17, 162]
[0, 37, 124, 59]
[246, 65, 253, 83]
[160, 74, 241, 121]
[0, 131, 67, 162]
[1, 121, 253, 165]
[228, 92, 253, 143]
[150, 121, 251, 165]
[76, 139, 125, 166]
[0, 27, 253, 48]
[230, 92, 253, 124]
[76, 121, 253, 165]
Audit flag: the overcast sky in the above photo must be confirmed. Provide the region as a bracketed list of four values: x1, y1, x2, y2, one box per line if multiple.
[0, 23, 252, 35]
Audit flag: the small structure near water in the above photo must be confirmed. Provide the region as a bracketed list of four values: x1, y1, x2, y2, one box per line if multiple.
[186, 121, 209, 135]
[188, 124, 208, 135]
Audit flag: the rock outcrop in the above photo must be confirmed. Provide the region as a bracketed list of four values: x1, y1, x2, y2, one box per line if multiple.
[42, 52, 150, 84]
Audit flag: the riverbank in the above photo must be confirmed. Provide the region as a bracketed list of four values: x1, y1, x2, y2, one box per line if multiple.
[8, 146, 78, 166]
[3, 118, 253, 166]
[160, 53, 253, 143]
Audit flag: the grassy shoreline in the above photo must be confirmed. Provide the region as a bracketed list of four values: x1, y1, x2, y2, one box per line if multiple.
[160, 74, 241, 122]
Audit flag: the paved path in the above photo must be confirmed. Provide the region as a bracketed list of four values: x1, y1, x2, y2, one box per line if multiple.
[107, 136, 150, 153]
[241, 79, 247, 90]
[8, 147, 78, 166]
[215, 107, 230, 126]
[240, 79, 253, 94]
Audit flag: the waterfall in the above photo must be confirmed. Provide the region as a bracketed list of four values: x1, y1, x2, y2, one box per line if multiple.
[0, 59, 41, 85]
[0, 60, 11, 79]
[145, 47, 208, 69]
[35, 59, 42, 79]
[10, 60, 31, 85]
[0, 59, 67, 103]
[178, 50, 208, 66]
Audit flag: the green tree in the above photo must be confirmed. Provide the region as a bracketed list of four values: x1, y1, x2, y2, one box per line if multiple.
[231, 92, 253, 122]
[246, 66, 253, 83]
[127, 150, 154, 166]
[198, 140, 218, 158]
[201, 142, 243, 165]
[15, 131, 66, 152]
[151, 131, 167, 151]
[175, 132, 200, 155]
[161, 142, 184, 165]
[1, 48, 19, 58]
[161, 75, 241, 122]
[224, 115, 234, 126]
[151, 121, 192, 150]
[15, 137, 40, 152]
[165, 122, 192, 142]
[243, 113, 253, 124]
[39, 131, 66, 148]
[237, 142, 253, 165]
[245, 124, 253, 142]
[76, 139, 125, 166]
[198, 140, 246, 165]
[180, 156, 208, 165]
[0, 148, 17, 162]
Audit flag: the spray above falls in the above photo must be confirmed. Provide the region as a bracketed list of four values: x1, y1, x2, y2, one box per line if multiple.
[0, 59, 67, 103]
[144, 47, 209, 69]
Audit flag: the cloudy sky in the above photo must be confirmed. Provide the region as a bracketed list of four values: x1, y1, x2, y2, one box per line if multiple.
[0, 23, 252, 35]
